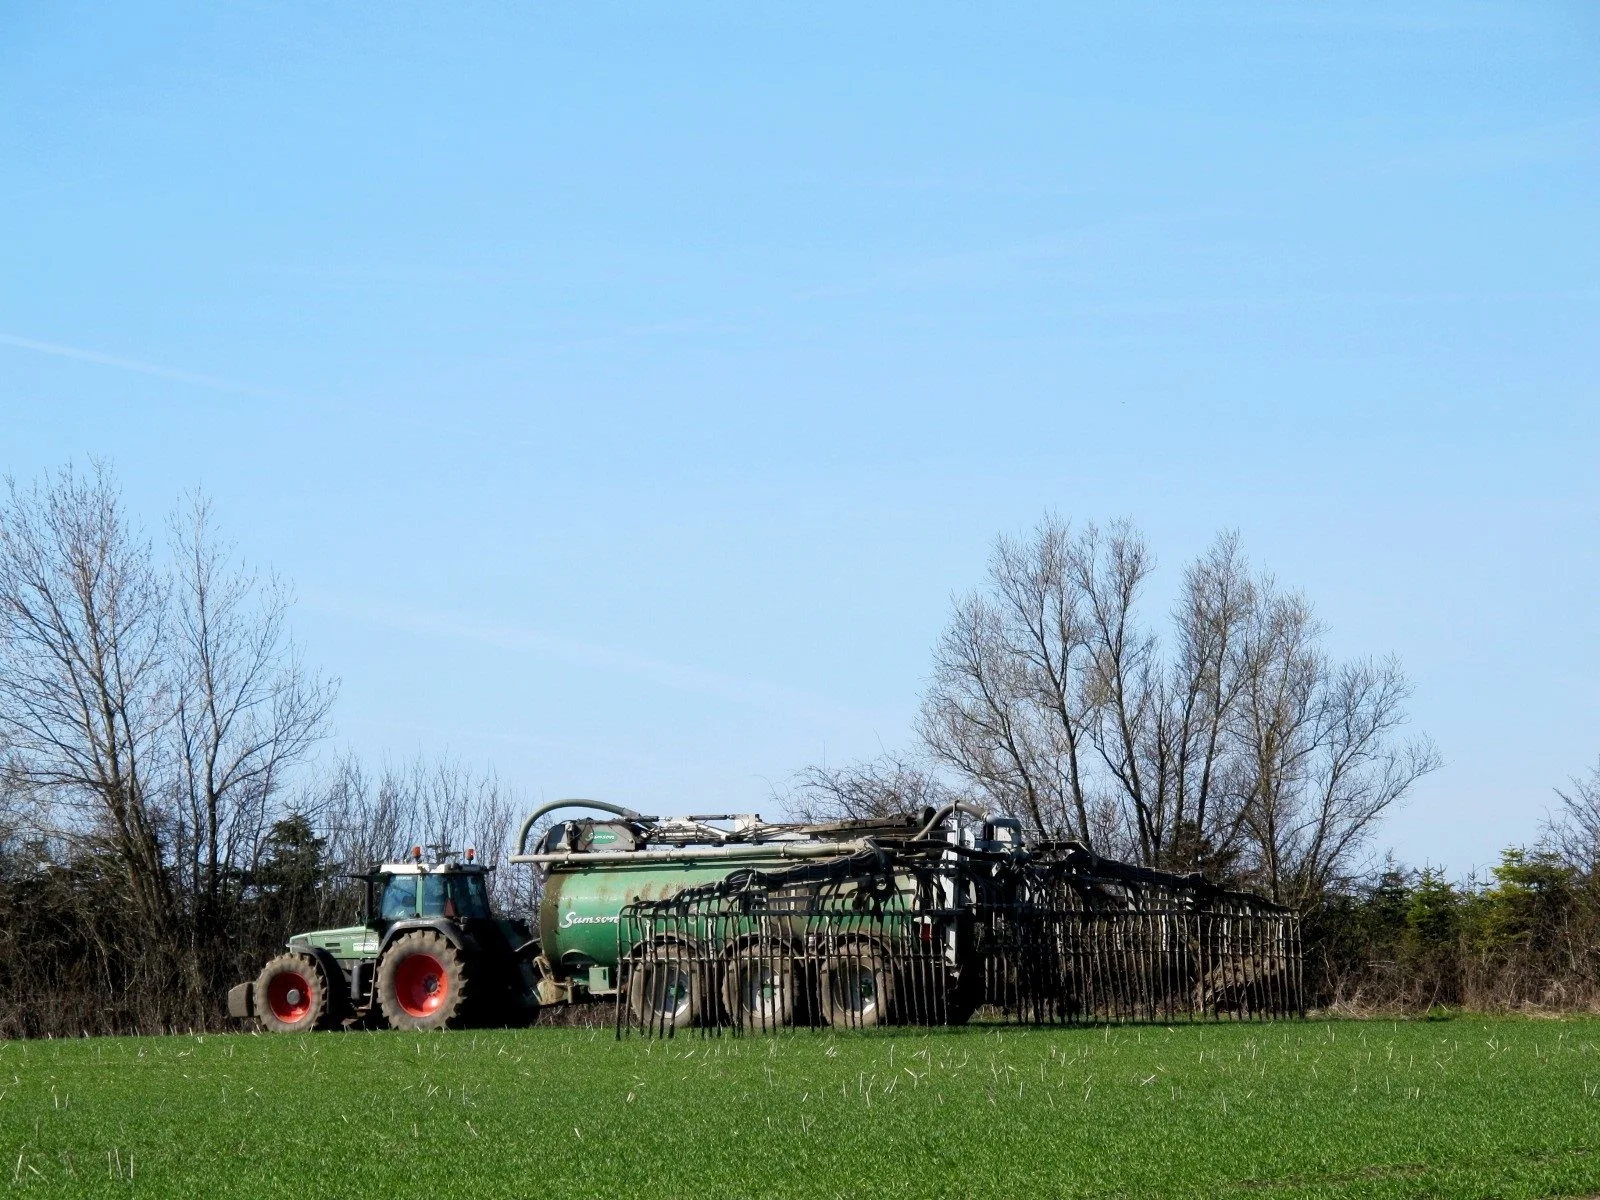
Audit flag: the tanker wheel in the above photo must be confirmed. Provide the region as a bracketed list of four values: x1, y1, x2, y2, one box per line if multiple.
[819, 942, 894, 1029]
[721, 943, 797, 1031]
[626, 944, 702, 1033]
[254, 952, 339, 1033]
[377, 931, 472, 1031]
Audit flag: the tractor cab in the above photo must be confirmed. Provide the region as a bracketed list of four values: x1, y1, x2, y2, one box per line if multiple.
[364, 850, 495, 926]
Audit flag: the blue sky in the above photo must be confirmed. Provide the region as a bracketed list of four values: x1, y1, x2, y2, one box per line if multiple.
[3, 2, 1597, 875]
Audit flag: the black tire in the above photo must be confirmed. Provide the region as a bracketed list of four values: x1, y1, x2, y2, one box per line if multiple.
[255, 952, 339, 1033]
[943, 964, 980, 1026]
[377, 931, 472, 1031]
[721, 942, 797, 1031]
[819, 942, 894, 1028]
[494, 958, 544, 1028]
[626, 944, 702, 1033]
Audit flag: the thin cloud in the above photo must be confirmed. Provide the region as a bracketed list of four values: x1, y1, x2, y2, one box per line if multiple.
[0, 329, 460, 438]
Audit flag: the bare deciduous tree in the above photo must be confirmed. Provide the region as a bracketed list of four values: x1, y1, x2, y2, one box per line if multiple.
[1232, 585, 1439, 908]
[919, 518, 1111, 844]
[902, 513, 1435, 901]
[168, 494, 335, 994]
[0, 464, 338, 1025]
[313, 755, 527, 911]
[0, 464, 176, 944]
[785, 753, 958, 823]
[1153, 534, 1258, 871]
[1546, 760, 1600, 875]
[919, 516, 1262, 865]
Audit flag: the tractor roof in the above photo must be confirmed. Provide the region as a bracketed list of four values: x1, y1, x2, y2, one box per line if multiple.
[360, 861, 490, 877]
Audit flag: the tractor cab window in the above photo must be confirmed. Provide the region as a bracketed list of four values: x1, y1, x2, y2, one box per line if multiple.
[421, 871, 491, 920]
[379, 874, 418, 920]
[452, 872, 492, 919]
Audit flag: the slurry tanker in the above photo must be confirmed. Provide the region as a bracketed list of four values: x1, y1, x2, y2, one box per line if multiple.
[233, 800, 1301, 1033]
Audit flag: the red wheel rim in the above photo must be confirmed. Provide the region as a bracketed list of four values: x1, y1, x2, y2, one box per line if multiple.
[394, 952, 448, 1017]
[266, 970, 313, 1023]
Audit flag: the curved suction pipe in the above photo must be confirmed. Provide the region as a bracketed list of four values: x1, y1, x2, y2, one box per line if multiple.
[514, 799, 655, 857]
[912, 801, 996, 841]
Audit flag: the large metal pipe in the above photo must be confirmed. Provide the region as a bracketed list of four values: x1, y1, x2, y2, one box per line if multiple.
[911, 801, 993, 840]
[510, 839, 872, 867]
[514, 799, 657, 857]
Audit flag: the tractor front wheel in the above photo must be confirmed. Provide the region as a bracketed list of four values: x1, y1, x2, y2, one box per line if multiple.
[377, 932, 472, 1031]
[255, 953, 340, 1033]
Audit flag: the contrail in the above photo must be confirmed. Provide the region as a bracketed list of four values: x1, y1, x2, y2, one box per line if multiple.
[0, 331, 291, 401]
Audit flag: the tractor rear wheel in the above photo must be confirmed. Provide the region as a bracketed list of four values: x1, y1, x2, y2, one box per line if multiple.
[377, 931, 472, 1031]
[255, 953, 339, 1033]
[721, 943, 797, 1031]
[819, 942, 894, 1028]
[626, 944, 702, 1032]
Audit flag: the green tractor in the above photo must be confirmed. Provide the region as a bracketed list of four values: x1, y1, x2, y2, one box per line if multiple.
[229, 848, 540, 1033]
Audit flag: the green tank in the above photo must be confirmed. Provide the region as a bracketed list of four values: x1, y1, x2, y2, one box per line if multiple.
[541, 861, 757, 967]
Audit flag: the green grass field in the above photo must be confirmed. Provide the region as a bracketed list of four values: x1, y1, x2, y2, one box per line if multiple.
[1, 1017, 1598, 1198]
